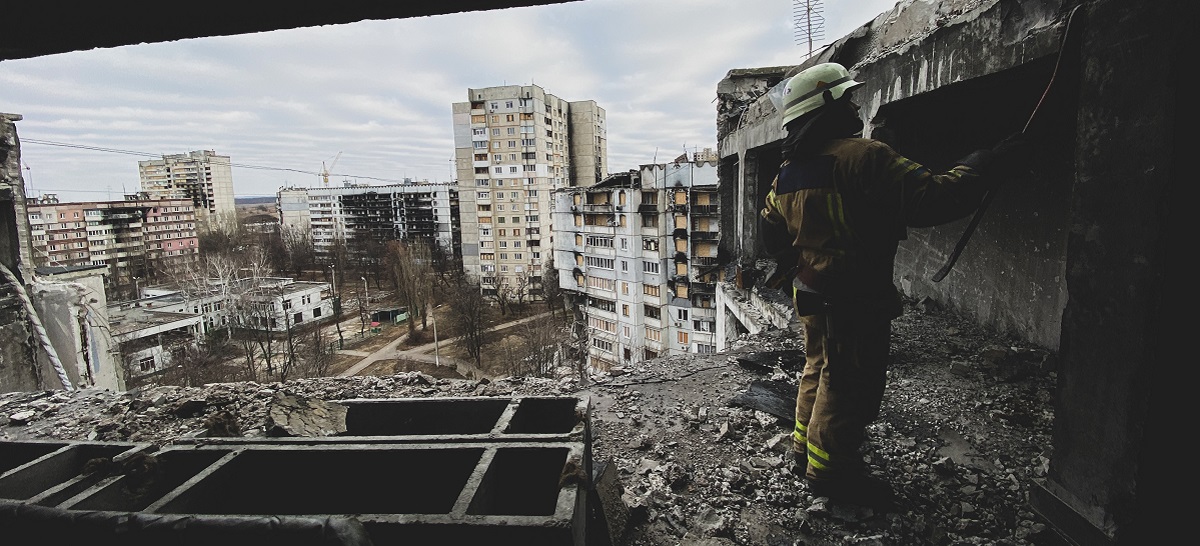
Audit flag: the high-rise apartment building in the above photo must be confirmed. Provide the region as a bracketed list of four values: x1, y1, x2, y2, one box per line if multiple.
[452, 85, 607, 296]
[28, 192, 200, 299]
[553, 151, 719, 371]
[277, 182, 461, 264]
[138, 150, 236, 227]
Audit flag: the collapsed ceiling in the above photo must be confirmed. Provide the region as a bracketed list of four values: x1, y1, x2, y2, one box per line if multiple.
[0, 1, 581, 62]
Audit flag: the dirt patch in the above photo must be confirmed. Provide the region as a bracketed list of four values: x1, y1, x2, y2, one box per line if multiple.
[326, 353, 364, 376]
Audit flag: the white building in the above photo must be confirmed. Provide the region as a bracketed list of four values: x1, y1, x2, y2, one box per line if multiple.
[138, 150, 236, 228]
[452, 84, 607, 296]
[553, 151, 719, 370]
[276, 182, 460, 263]
[142, 277, 335, 334]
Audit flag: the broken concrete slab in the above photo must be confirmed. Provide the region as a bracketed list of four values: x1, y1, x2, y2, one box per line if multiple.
[264, 394, 347, 437]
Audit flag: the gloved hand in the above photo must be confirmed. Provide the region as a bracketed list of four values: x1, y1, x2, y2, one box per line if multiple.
[956, 132, 1032, 175]
[989, 131, 1032, 164]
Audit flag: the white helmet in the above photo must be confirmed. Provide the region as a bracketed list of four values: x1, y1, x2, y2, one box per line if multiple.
[780, 62, 862, 129]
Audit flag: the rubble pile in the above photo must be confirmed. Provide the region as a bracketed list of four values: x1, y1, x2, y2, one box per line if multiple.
[0, 298, 1066, 546]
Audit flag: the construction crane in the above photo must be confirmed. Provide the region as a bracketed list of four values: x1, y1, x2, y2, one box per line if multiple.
[320, 152, 342, 186]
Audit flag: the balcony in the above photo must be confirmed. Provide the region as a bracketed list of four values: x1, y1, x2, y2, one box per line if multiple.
[691, 204, 720, 215]
[581, 204, 613, 213]
[690, 231, 718, 241]
[637, 204, 658, 213]
[691, 256, 719, 267]
[670, 204, 688, 214]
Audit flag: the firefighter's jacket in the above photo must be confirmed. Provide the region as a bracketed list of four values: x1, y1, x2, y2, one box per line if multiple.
[760, 137, 992, 318]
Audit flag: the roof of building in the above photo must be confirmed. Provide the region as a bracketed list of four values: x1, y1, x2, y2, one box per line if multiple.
[34, 264, 108, 276]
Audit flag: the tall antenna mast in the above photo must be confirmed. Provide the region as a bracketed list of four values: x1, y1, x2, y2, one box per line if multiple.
[793, 0, 826, 58]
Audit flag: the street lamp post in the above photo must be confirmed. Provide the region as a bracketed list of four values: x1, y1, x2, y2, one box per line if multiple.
[430, 303, 440, 367]
[329, 264, 337, 296]
[361, 276, 368, 304]
[132, 276, 140, 299]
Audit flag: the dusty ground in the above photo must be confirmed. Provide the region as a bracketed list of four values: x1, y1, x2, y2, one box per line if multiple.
[0, 296, 1067, 545]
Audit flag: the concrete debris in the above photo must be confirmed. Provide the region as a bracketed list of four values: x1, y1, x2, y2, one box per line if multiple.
[264, 394, 348, 437]
[0, 297, 1062, 546]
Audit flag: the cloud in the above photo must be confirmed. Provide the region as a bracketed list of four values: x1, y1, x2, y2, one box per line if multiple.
[2, 0, 899, 199]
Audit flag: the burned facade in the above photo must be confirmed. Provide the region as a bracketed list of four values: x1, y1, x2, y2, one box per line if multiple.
[716, 0, 1177, 544]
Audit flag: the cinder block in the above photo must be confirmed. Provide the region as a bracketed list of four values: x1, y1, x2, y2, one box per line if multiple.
[0, 396, 597, 545]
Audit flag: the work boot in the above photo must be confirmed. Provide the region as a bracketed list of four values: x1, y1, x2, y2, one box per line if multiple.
[787, 443, 807, 474]
[806, 474, 896, 511]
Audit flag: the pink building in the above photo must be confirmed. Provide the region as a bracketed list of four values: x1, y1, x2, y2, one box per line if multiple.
[29, 192, 199, 300]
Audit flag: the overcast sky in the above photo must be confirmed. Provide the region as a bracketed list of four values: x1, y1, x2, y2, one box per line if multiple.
[1, 0, 898, 201]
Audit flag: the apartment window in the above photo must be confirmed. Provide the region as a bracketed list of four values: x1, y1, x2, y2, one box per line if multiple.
[506, 101, 513, 108]
[512, 216, 520, 223]
[592, 338, 614, 353]
[586, 276, 616, 292]
[622, 304, 630, 317]
[623, 325, 632, 339]
[480, 228, 491, 236]
[481, 241, 493, 248]
[500, 253, 508, 260]
[294, 312, 304, 324]
[478, 205, 492, 212]
[476, 179, 490, 187]
[645, 327, 662, 342]
[480, 253, 495, 260]
[494, 167, 503, 174]
[473, 141, 488, 149]
[282, 299, 292, 310]
[509, 166, 519, 173]
[677, 309, 689, 321]
[507, 128, 516, 135]
[620, 238, 628, 250]
[522, 165, 536, 171]
[526, 190, 538, 197]
[621, 261, 628, 272]
[678, 331, 690, 345]
[697, 344, 716, 354]
[473, 128, 486, 135]
[585, 256, 614, 269]
[302, 294, 312, 305]
[506, 114, 515, 122]
[643, 284, 660, 297]
[521, 139, 535, 146]
[586, 235, 613, 247]
[526, 215, 539, 222]
[644, 305, 661, 320]
[643, 261, 660, 274]
[493, 154, 502, 161]
[492, 128, 501, 136]
[313, 307, 322, 318]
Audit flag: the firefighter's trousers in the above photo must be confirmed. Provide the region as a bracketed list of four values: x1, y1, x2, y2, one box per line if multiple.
[793, 309, 891, 482]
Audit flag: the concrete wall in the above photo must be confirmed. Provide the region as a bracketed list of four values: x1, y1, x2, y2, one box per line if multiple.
[715, 0, 1180, 543]
[0, 114, 41, 393]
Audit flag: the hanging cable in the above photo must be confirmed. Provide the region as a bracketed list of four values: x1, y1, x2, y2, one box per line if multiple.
[0, 262, 74, 390]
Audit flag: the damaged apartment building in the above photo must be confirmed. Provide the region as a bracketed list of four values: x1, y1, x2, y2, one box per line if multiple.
[553, 150, 720, 369]
[0, 0, 1180, 544]
[713, 0, 1178, 544]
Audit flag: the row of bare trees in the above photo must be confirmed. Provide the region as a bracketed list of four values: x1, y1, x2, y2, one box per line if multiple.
[137, 216, 578, 386]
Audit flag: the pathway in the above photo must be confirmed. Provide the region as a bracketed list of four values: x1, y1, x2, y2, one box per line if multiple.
[335, 311, 555, 379]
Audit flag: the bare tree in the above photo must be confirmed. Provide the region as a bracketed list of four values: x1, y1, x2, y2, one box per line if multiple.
[506, 313, 570, 377]
[384, 240, 434, 334]
[446, 272, 488, 369]
[542, 256, 563, 316]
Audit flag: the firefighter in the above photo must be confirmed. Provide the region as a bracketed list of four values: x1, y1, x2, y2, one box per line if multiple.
[759, 62, 1028, 508]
